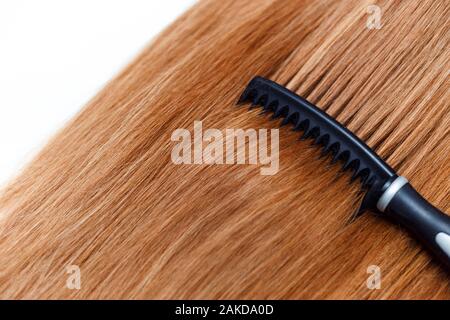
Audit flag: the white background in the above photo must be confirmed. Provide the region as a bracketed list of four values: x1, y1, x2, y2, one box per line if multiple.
[0, 0, 196, 187]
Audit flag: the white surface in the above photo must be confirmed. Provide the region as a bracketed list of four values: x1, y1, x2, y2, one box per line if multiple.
[0, 0, 196, 187]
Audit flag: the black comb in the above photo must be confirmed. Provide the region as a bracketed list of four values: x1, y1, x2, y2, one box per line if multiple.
[238, 76, 450, 270]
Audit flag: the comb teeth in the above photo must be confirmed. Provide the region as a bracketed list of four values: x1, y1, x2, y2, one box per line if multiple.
[239, 88, 371, 186]
[238, 76, 396, 190]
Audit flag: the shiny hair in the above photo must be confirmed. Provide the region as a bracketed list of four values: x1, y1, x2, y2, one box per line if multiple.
[0, 0, 448, 298]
